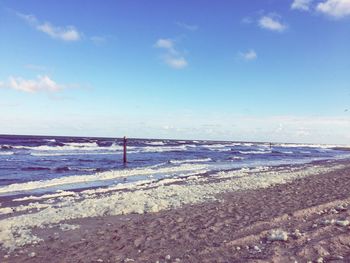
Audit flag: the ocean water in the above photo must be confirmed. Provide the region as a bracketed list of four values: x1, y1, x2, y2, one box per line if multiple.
[0, 135, 349, 196]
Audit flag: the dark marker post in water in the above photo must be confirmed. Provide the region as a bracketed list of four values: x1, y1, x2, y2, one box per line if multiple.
[123, 136, 127, 164]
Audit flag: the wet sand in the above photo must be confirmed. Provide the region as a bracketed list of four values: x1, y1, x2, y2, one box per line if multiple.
[2, 162, 350, 262]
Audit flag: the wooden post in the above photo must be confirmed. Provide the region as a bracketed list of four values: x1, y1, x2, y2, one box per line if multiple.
[123, 136, 127, 164]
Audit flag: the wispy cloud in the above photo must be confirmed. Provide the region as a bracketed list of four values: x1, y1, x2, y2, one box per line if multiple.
[239, 49, 257, 61]
[291, 0, 313, 11]
[154, 38, 188, 69]
[90, 36, 107, 45]
[0, 75, 62, 93]
[258, 14, 287, 32]
[176, 22, 198, 31]
[17, 12, 81, 42]
[155, 38, 175, 51]
[163, 55, 188, 69]
[316, 0, 350, 18]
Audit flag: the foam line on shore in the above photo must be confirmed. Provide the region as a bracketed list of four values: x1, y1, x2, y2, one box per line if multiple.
[0, 162, 345, 251]
[0, 163, 209, 194]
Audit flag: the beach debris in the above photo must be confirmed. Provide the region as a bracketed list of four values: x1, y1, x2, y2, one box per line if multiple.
[28, 252, 36, 258]
[335, 219, 350, 227]
[236, 246, 241, 251]
[165, 254, 171, 260]
[312, 223, 318, 228]
[267, 229, 289, 241]
[316, 257, 324, 263]
[124, 258, 135, 262]
[97, 259, 103, 262]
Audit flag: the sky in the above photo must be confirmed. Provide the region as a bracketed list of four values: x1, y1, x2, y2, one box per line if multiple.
[0, 0, 350, 144]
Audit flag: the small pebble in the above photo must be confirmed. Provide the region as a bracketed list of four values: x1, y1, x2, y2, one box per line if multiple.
[268, 229, 289, 241]
[253, 245, 261, 252]
[336, 220, 350, 227]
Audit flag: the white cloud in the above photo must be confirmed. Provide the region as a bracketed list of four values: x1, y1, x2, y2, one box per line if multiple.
[258, 15, 287, 32]
[163, 56, 188, 69]
[316, 0, 350, 18]
[0, 75, 62, 93]
[36, 23, 80, 41]
[155, 38, 175, 50]
[291, 0, 313, 11]
[155, 38, 188, 69]
[17, 12, 81, 42]
[176, 22, 198, 31]
[239, 49, 257, 61]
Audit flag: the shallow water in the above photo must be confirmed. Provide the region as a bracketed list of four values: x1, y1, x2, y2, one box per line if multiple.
[0, 135, 349, 195]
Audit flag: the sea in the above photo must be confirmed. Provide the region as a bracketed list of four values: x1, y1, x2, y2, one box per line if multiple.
[1, 134, 350, 196]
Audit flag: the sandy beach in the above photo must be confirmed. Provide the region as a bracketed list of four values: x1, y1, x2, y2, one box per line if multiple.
[0, 159, 349, 262]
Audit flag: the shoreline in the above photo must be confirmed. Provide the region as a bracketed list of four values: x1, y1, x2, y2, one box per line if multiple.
[1, 159, 350, 262]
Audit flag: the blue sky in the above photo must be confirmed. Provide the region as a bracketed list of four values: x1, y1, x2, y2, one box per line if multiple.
[0, 0, 350, 143]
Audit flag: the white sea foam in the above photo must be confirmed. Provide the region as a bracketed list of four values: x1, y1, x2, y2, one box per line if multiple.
[27, 143, 198, 156]
[0, 152, 14, 156]
[169, 158, 212, 164]
[239, 150, 271, 155]
[44, 139, 56, 142]
[0, 162, 344, 251]
[138, 145, 189, 153]
[0, 163, 209, 194]
[276, 143, 348, 149]
[31, 142, 123, 152]
[13, 191, 77, 202]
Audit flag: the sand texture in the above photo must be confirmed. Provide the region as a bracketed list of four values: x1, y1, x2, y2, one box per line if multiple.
[1, 162, 350, 262]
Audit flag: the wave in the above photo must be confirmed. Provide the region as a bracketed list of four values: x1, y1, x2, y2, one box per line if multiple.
[136, 145, 189, 153]
[44, 139, 56, 143]
[275, 143, 347, 149]
[31, 142, 123, 152]
[0, 163, 209, 194]
[144, 141, 165, 146]
[238, 150, 271, 155]
[169, 158, 212, 164]
[0, 152, 14, 156]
